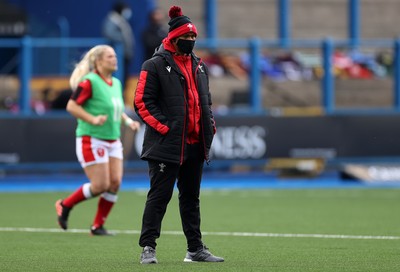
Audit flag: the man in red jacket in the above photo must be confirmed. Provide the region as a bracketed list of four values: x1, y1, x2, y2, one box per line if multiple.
[134, 5, 223, 265]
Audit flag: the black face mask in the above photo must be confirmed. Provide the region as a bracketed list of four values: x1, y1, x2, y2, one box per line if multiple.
[177, 39, 195, 54]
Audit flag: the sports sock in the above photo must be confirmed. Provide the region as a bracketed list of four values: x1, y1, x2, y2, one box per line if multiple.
[62, 183, 93, 208]
[92, 192, 118, 228]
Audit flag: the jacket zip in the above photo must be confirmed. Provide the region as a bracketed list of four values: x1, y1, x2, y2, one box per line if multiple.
[180, 75, 188, 165]
[194, 59, 210, 163]
[165, 57, 187, 165]
[183, 59, 198, 144]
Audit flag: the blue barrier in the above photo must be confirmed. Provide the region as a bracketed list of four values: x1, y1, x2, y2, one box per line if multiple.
[1, 36, 400, 115]
[395, 40, 400, 110]
[348, 0, 360, 48]
[278, 0, 291, 49]
[197, 37, 400, 115]
[0, 37, 124, 115]
[204, 0, 361, 53]
[322, 38, 334, 114]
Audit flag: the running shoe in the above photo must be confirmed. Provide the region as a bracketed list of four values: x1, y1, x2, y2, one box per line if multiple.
[90, 225, 114, 236]
[140, 246, 158, 264]
[55, 199, 71, 230]
[183, 245, 224, 262]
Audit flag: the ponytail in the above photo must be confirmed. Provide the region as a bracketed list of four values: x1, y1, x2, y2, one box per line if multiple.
[69, 45, 111, 90]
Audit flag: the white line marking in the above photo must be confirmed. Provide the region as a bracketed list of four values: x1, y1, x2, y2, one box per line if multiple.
[0, 227, 399, 240]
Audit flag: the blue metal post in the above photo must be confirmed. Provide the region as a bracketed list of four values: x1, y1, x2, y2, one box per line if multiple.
[278, 0, 291, 48]
[394, 39, 400, 111]
[205, 0, 218, 50]
[249, 37, 262, 112]
[348, 0, 360, 48]
[58, 16, 70, 74]
[322, 38, 335, 114]
[19, 36, 33, 115]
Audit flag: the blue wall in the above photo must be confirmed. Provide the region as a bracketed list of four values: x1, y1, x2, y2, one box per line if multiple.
[6, 0, 157, 73]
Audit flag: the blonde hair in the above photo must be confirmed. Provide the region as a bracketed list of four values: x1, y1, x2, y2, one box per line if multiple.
[69, 44, 112, 90]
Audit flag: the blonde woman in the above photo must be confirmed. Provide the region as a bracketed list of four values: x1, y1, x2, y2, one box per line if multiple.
[55, 45, 140, 235]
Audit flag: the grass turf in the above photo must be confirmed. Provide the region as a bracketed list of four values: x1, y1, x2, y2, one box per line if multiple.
[1, 188, 400, 271]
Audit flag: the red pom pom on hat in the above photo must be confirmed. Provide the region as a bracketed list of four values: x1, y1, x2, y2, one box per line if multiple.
[169, 6, 183, 19]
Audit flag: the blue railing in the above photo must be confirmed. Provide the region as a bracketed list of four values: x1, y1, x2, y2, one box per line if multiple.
[1, 36, 400, 115]
[197, 37, 400, 114]
[205, 0, 361, 49]
[0, 37, 124, 115]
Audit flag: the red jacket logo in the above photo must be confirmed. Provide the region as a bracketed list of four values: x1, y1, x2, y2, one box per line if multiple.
[97, 148, 105, 157]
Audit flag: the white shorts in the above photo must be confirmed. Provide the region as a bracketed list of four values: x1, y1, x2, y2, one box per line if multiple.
[76, 136, 123, 168]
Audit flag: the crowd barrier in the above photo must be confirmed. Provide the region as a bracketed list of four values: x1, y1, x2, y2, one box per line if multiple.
[1, 36, 400, 116]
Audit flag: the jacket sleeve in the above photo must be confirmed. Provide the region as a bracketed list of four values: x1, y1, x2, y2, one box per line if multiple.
[134, 60, 170, 135]
[208, 92, 217, 135]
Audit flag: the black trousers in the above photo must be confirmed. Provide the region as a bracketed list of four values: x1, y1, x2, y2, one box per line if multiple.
[139, 144, 204, 252]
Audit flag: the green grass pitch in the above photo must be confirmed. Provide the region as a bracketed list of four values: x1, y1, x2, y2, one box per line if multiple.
[1, 188, 400, 271]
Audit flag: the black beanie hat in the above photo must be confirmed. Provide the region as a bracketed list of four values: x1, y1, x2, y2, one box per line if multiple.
[168, 6, 191, 31]
[167, 6, 197, 40]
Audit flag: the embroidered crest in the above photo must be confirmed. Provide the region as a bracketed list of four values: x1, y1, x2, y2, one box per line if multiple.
[187, 23, 193, 32]
[198, 65, 204, 72]
[159, 163, 166, 172]
[97, 148, 105, 157]
[166, 66, 171, 73]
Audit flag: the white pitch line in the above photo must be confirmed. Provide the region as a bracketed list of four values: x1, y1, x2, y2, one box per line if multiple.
[0, 227, 399, 240]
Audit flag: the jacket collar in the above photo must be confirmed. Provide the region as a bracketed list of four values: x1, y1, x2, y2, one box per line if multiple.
[154, 38, 200, 63]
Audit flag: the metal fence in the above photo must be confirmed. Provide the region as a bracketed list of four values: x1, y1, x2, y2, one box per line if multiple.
[0, 36, 400, 115]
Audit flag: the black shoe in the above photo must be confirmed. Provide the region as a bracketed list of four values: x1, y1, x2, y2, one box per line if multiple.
[90, 225, 114, 236]
[140, 246, 158, 264]
[55, 199, 71, 230]
[184, 245, 224, 262]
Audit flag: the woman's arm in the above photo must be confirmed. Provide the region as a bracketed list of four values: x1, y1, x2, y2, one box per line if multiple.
[121, 112, 140, 131]
[66, 99, 107, 126]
